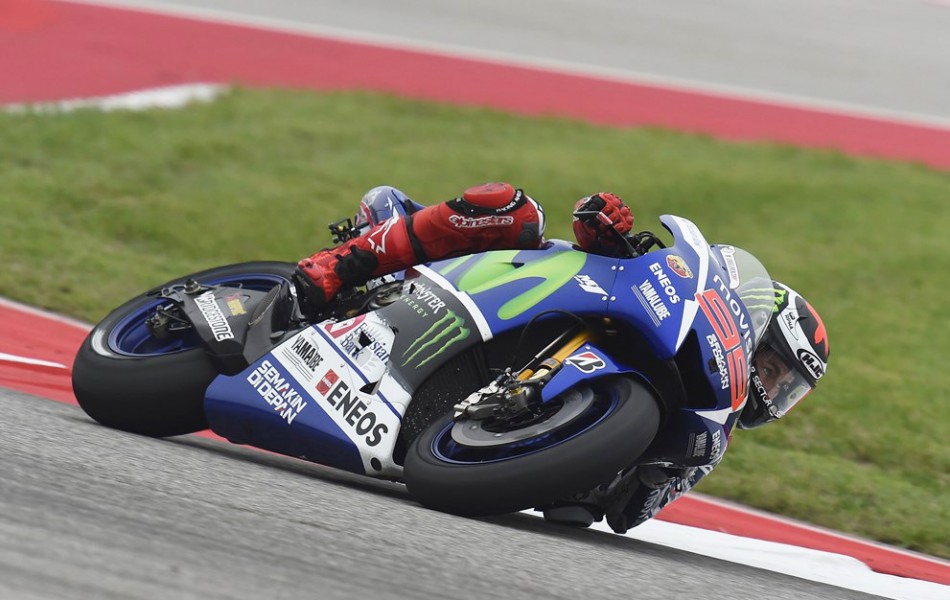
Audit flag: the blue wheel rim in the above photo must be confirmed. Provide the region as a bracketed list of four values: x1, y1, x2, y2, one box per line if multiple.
[430, 392, 619, 465]
[108, 273, 288, 357]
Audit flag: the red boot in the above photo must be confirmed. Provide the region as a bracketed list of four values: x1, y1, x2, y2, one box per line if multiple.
[294, 183, 544, 309]
[295, 216, 417, 308]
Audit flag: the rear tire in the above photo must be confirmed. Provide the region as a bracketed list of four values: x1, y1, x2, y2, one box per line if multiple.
[72, 262, 296, 437]
[404, 377, 660, 516]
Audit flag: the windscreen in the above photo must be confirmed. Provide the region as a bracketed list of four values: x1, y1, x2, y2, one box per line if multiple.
[714, 245, 774, 352]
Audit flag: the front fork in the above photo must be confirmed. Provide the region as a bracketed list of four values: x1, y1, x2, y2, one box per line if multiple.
[453, 329, 595, 420]
[513, 329, 591, 385]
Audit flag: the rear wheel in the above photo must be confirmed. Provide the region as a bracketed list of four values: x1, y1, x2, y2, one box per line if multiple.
[72, 262, 296, 437]
[403, 377, 660, 516]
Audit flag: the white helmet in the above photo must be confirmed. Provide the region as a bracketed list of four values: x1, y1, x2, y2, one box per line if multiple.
[739, 282, 830, 429]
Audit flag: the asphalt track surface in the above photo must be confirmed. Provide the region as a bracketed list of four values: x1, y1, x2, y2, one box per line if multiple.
[77, 0, 950, 125]
[0, 388, 884, 600]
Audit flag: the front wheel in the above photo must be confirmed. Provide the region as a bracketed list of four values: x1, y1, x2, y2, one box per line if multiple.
[403, 377, 661, 516]
[72, 261, 296, 437]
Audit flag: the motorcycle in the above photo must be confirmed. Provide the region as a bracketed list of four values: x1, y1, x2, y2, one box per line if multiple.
[72, 213, 774, 517]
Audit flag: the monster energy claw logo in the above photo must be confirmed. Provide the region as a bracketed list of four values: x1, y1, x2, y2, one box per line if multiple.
[772, 287, 789, 313]
[401, 310, 470, 368]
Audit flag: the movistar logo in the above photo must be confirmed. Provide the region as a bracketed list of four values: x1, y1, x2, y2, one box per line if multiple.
[438, 250, 587, 320]
[401, 310, 470, 368]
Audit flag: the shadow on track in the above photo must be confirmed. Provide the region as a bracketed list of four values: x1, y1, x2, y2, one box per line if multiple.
[66, 414, 411, 499]
[70, 415, 712, 566]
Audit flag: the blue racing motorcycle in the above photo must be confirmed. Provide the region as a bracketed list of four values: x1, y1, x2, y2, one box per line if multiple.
[73, 214, 773, 517]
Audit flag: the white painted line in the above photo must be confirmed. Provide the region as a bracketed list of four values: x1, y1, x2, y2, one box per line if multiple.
[0, 353, 68, 369]
[5, 83, 226, 113]
[60, 0, 950, 130]
[689, 492, 950, 567]
[521, 510, 948, 600]
[618, 518, 948, 600]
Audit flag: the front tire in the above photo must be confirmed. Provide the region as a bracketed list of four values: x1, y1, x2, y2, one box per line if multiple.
[72, 262, 296, 437]
[403, 377, 661, 516]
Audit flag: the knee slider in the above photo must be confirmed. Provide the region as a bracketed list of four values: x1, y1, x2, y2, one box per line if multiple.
[453, 183, 526, 215]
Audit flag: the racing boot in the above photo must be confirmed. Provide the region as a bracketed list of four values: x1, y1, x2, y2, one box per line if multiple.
[542, 498, 605, 528]
[294, 183, 544, 309]
[542, 466, 679, 533]
[294, 215, 417, 310]
[603, 465, 682, 534]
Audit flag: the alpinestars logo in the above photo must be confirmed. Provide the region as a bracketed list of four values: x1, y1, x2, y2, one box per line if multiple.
[366, 216, 399, 255]
[448, 214, 514, 228]
[401, 310, 469, 368]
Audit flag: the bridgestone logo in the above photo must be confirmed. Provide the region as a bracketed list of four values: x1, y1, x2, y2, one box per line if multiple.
[195, 291, 234, 341]
[401, 310, 469, 368]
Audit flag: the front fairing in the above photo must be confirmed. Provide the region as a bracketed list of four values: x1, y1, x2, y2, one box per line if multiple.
[604, 215, 772, 417]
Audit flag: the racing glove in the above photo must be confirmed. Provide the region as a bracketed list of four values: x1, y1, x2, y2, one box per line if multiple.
[572, 192, 633, 256]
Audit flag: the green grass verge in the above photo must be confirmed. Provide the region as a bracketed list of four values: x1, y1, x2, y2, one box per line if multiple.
[1, 88, 947, 557]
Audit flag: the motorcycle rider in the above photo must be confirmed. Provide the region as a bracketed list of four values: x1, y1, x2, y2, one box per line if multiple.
[294, 182, 632, 308]
[294, 182, 830, 533]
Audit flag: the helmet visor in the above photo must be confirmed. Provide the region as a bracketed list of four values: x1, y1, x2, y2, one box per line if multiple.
[752, 344, 814, 418]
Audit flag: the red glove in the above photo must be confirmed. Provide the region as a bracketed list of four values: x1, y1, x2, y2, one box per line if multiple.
[572, 192, 633, 255]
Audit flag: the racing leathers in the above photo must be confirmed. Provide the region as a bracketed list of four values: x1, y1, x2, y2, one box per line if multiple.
[293, 182, 632, 308]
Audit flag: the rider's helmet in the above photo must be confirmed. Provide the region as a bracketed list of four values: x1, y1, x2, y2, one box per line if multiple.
[354, 186, 425, 232]
[738, 281, 830, 429]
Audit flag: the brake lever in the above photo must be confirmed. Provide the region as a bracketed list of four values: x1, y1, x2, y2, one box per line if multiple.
[573, 210, 641, 258]
[328, 217, 361, 244]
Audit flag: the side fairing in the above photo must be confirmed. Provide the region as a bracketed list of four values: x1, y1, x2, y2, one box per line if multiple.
[204, 244, 620, 477]
[205, 315, 408, 476]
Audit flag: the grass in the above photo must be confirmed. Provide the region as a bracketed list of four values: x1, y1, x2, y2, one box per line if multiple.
[1, 88, 947, 557]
